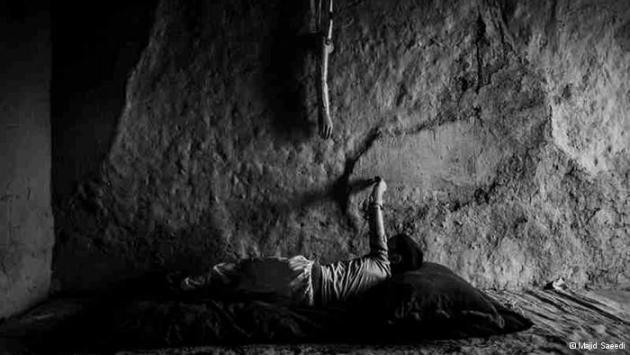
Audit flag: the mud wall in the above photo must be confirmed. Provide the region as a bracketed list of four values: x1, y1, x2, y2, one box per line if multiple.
[0, 2, 54, 318]
[53, 0, 630, 291]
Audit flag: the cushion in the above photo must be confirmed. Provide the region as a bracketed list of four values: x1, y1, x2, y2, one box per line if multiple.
[353, 262, 532, 340]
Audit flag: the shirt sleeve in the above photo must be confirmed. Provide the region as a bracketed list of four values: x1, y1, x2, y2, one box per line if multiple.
[368, 222, 388, 262]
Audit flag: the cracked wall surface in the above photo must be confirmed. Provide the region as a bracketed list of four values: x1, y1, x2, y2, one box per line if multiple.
[0, 3, 53, 319]
[53, 0, 630, 291]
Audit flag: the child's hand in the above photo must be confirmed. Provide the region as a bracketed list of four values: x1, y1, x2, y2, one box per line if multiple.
[371, 177, 387, 203]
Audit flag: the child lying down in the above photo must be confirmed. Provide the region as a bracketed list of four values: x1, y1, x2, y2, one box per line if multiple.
[171, 177, 424, 307]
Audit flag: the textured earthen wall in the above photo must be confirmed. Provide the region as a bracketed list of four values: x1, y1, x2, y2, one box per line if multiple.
[53, 0, 630, 291]
[0, 3, 54, 318]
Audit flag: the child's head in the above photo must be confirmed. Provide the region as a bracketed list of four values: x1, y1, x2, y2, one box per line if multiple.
[387, 233, 424, 274]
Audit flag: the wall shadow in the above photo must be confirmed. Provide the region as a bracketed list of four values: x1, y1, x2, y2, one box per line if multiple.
[51, 0, 158, 202]
[261, 1, 318, 143]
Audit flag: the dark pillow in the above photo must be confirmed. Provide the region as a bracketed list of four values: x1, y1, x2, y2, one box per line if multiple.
[355, 262, 532, 340]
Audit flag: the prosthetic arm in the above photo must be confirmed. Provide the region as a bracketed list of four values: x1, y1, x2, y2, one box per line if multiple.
[318, 0, 334, 139]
